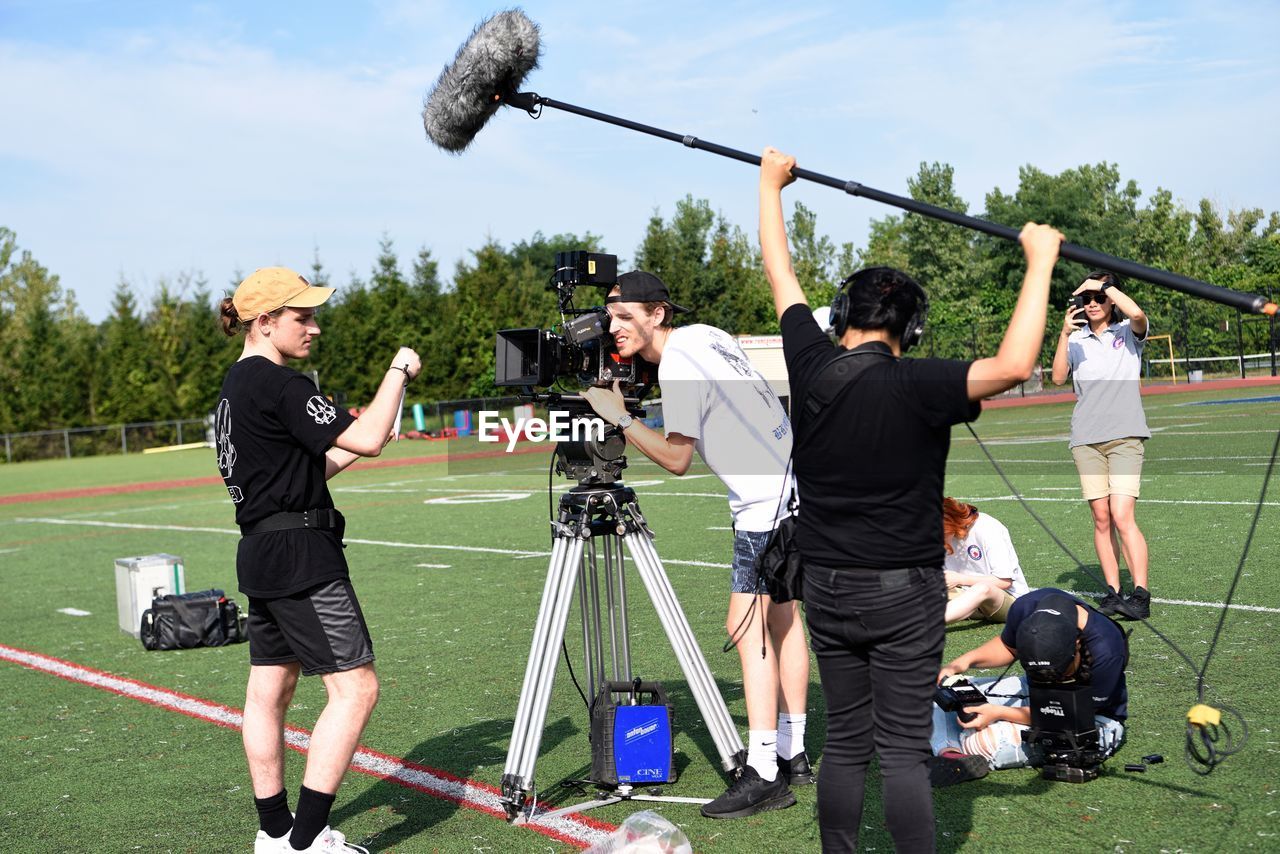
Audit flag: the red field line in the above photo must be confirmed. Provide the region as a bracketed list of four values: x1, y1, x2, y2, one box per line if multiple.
[0, 641, 614, 848]
[983, 375, 1280, 409]
[0, 442, 549, 506]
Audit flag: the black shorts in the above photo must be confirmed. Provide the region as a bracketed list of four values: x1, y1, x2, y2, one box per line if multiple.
[247, 579, 375, 676]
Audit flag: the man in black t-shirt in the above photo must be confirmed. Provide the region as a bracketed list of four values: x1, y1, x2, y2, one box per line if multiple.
[217, 266, 421, 854]
[760, 148, 1064, 854]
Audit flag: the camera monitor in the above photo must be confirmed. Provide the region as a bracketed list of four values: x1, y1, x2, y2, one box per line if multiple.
[496, 328, 555, 388]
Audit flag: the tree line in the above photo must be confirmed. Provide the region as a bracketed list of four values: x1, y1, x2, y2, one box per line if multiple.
[2, 159, 1277, 439]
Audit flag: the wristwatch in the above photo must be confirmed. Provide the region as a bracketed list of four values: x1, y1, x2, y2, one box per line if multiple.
[616, 414, 635, 430]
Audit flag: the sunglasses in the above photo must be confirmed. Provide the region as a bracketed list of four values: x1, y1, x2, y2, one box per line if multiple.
[1079, 292, 1107, 305]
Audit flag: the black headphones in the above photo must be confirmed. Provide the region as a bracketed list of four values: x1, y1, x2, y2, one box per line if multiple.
[829, 267, 930, 353]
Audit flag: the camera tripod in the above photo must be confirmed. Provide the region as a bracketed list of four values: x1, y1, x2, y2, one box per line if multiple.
[500, 412, 745, 822]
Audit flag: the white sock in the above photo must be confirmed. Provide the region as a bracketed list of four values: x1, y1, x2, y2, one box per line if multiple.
[777, 712, 807, 760]
[747, 729, 779, 781]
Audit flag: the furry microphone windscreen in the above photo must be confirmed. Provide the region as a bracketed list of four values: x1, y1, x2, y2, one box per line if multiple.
[422, 9, 542, 153]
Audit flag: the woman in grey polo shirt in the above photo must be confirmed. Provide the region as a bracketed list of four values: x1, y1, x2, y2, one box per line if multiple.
[1050, 271, 1151, 620]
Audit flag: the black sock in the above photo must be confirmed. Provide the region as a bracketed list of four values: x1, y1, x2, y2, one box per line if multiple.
[253, 789, 293, 839]
[289, 785, 336, 850]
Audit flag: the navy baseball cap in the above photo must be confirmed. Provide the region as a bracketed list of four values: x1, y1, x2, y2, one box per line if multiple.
[1015, 593, 1082, 680]
[607, 271, 690, 314]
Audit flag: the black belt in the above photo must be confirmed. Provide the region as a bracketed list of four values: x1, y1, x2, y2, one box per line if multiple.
[241, 508, 345, 537]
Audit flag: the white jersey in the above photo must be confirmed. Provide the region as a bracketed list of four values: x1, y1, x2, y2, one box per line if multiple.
[943, 512, 1030, 597]
[659, 324, 793, 532]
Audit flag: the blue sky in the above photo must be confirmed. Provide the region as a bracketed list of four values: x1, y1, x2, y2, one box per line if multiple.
[2, 1, 1277, 321]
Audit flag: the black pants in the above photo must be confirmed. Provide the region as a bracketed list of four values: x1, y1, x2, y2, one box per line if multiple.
[803, 565, 946, 854]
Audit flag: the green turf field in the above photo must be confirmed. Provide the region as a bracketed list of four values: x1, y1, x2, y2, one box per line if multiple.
[1, 385, 1277, 852]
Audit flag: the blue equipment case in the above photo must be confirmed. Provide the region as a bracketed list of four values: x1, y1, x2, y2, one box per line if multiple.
[590, 681, 676, 786]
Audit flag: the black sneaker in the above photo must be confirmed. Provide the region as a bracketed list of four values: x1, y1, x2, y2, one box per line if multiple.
[1116, 586, 1151, 620]
[1097, 587, 1123, 616]
[777, 752, 816, 786]
[928, 753, 990, 788]
[700, 766, 797, 819]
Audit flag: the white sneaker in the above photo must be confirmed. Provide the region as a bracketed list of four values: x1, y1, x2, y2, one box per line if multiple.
[254, 828, 289, 853]
[287, 826, 369, 853]
[253, 811, 295, 853]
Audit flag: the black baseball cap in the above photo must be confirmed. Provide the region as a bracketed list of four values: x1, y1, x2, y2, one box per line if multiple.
[1015, 593, 1082, 680]
[607, 271, 690, 314]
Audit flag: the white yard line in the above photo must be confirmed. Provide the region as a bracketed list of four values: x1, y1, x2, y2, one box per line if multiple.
[12, 516, 1276, 612]
[968, 495, 1280, 508]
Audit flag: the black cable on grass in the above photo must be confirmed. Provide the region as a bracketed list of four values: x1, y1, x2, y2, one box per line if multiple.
[964, 421, 1280, 774]
[1185, 702, 1248, 775]
[1194, 426, 1279, 700]
[1176, 427, 1276, 774]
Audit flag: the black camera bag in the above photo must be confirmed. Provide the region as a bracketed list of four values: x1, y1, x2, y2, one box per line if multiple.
[140, 589, 246, 651]
[758, 510, 803, 604]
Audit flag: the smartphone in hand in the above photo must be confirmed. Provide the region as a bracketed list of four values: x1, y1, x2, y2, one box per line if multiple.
[1069, 297, 1087, 328]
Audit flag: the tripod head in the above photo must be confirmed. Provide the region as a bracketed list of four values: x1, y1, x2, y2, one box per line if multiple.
[526, 392, 646, 486]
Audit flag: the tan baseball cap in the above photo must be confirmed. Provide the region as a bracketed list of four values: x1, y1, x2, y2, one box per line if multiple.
[232, 267, 335, 319]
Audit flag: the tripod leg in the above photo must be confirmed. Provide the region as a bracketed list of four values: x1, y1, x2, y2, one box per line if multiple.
[577, 547, 596, 702]
[613, 535, 633, 681]
[501, 534, 587, 815]
[623, 532, 746, 773]
[585, 536, 606, 689]
[602, 534, 621, 682]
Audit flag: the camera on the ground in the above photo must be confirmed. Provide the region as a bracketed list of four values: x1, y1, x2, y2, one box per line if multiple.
[1022, 680, 1107, 782]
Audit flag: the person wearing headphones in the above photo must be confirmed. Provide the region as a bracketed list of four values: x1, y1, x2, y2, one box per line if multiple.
[759, 147, 1064, 854]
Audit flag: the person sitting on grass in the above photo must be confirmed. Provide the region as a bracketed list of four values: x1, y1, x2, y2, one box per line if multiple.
[928, 589, 1128, 787]
[942, 498, 1031, 624]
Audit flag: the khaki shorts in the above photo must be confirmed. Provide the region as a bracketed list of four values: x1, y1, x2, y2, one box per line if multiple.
[1071, 437, 1145, 501]
[947, 585, 1017, 622]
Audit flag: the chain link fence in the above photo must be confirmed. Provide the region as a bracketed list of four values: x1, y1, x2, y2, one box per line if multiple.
[1, 419, 210, 464]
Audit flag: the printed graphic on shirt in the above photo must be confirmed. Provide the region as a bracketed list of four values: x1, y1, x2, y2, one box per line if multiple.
[1112, 334, 1125, 349]
[306, 395, 337, 425]
[708, 336, 784, 419]
[709, 339, 755, 378]
[967, 544, 983, 561]
[215, 399, 244, 504]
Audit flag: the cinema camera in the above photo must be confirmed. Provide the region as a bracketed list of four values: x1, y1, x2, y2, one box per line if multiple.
[494, 251, 656, 484]
[1022, 676, 1108, 783]
[495, 251, 656, 394]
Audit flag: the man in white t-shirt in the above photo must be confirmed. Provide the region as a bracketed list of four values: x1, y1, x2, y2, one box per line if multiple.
[942, 498, 1031, 623]
[582, 270, 810, 819]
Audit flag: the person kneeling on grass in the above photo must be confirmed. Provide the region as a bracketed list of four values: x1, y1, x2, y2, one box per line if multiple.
[942, 498, 1030, 624]
[928, 589, 1127, 786]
